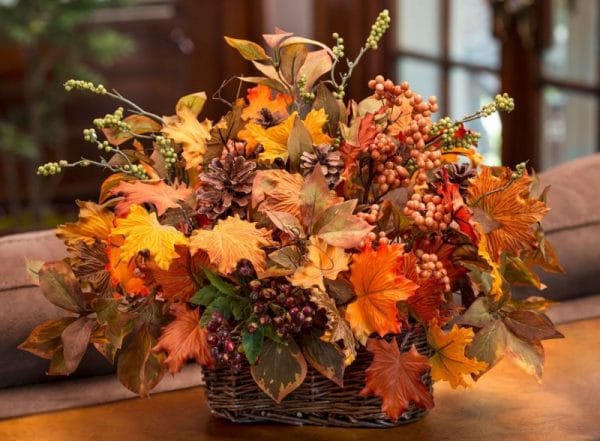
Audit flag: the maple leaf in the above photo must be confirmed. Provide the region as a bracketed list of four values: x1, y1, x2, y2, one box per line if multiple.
[238, 110, 332, 162]
[108, 180, 193, 217]
[360, 339, 434, 421]
[339, 113, 378, 180]
[289, 237, 350, 290]
[252, 169, 304, 218]
[346, 244, 419, 344]
[468, 166, 549, 261]
[385, 96, 414, 137]
[162, 92, 213, 171]
[151, 245, 210, 302]
[106, 245, 150, 296]
[428, 322, 488, 388]
[57, 201, 114, 246]
[435, 170, 478, 243]
[309, 288, 356, 365]
[111, 204, 188, 271]
[152, 304, 213, 374]
[189, 215, 274, 275]
[241, 84, 291, 121]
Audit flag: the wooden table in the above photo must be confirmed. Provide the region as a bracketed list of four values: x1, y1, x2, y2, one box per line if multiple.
[1, 318, 599, 441]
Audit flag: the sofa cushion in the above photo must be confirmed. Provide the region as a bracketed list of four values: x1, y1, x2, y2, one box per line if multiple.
[513, 154, 600, 301]
[0, 231, 114, 389]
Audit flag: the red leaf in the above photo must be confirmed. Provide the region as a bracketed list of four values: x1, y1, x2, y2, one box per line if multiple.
[361, 339, 434, 421]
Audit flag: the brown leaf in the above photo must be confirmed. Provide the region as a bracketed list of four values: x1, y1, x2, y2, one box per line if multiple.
[61, 317, 96, 373]
[18, 317, 78, 359]
[361, 339, 434, 421]
[299, 166, 343, 230]
[503, 310, 564, 342]
[38, 261, 87, 313]
[224, 36, 271, 61]
[153, 304, 214, 374]
[301, 331, 345, 387]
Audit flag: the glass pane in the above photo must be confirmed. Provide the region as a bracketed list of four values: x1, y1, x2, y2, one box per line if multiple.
[396, 0, 440, 56]
[450, 0, 500, 68]
[396, 58, 441, 102]
[450, 68, 502, 165]
[542, 0, 598, 84]
[540, 87, 597, 170]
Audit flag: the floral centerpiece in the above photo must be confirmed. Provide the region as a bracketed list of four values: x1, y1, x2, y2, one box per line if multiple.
[21, 10, 564, 427]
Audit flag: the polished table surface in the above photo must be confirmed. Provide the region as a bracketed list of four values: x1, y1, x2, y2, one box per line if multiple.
[1, 318, 599, 441]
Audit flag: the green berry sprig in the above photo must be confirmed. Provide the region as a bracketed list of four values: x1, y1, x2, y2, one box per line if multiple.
[93, 107, 129, 132]
[155, 136, 178, 168]
[365, 9, 391, 50]
[64, 79, 107, 95]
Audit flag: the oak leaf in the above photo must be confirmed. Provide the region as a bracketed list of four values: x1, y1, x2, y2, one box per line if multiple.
[108, 180, 193, 217]
[189, 215, 274, 275]
[57, 200, 114, 246]
[468, 166, 549, 261]
[360, 339, 434, 421]
[346, 244, 419, 344]
[152, 304, 213, 374]
[162, 92, 213, 171]
[111, 204, 188, 271]
[428, 322, 488, 388]
[289, 237, 350, 290]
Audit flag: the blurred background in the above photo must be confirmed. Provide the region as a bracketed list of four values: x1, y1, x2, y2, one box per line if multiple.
[0, 0, 597, 235]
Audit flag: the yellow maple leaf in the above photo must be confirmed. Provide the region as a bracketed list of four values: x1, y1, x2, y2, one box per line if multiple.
[111, 204, 188, 270]
[57, 200, 114, 246]
[441, 147, 483, 167]
[468, 166, 549, 261]
[238, 109, 332, 162]
[241, 84, 291, 121]
[162, 95, 212, 171]
[189, 215, 274, 275]
[346, 244, 419, 345]
[428, 322, 488, 388]
[289, 237, 350, 290]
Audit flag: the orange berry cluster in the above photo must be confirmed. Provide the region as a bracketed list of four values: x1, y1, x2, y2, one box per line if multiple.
[414, 249, 451, 292]
[357, 203, 381, 224]
[404, 192, 453, 231]
[410, 149, 442, 184]
[368, 75, 409, 106]
[365, 231, 391, 247]
[368, 133, 411, 193]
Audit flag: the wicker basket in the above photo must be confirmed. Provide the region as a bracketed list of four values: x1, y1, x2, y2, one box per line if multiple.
[203, 324, 432, 427]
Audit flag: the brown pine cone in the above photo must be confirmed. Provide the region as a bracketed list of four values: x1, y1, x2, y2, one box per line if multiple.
[197, 153, 257, 220]
[299, 144, 344, 187]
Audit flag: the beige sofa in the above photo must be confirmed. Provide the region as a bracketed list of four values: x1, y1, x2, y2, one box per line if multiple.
[1, 155, 600, 419]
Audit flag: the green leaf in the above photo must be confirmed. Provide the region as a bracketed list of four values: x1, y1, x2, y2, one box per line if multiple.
[190, 285, 220, 306]
[505, 329, 545, 382]
[93, 298, 135, 349]
[458, 297, 495, 328]
[238, 76, 288, 94]
[501, 254, 543, 289]
[287, 116, 313, 173]
[250, 339, 307, 403]
[61, 317, 96, 373]
[301, 331, 345, 387]
[242, 326, 265, 365]
[502, 310, 564, 342]
[38, 261, 86, 313]
[224, 36, 271, 61]
[117, 324, 165, 397]
[18, 317, 78, 359]
[176, 92, 207, 116]
[466, 319, 507, 371]
[203, 268, 237, 296]
[199, 295, 249, 326]
[279, 43, 308, 84]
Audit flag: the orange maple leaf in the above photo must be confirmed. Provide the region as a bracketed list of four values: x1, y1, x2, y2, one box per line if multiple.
[57, 201, 114, 246]
[346, 244, 419, 344]
[108, 180, 193, 217]
[189, 215, 274, 275]
[360, 339, 434, 421]
[151, 245, 211, 302]
[252, 169, 304, 219]
[428, 322, 488, 388]
[468, 166, 549, 261]
[241, 84, 291, 121]
[106, 245, 150, 297]
[152, 304, 213, 374]
[401, 252, 447, 323]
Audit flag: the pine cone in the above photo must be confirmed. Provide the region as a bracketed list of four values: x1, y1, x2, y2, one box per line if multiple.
[255, 108, 285, 128]
[441, 163, 477, 195]
[197, 153, 257, 220]
[300, 144, 344, 187]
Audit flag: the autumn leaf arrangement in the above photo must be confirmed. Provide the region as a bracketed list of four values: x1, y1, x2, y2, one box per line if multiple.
[22, 10, 564, 425]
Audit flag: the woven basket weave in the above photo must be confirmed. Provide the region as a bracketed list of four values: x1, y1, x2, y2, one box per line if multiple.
[203, 324, 432, 427]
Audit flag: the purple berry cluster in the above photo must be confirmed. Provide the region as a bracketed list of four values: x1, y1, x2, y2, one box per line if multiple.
[206, 311, 243, 371]
[247, 278, 316, 338]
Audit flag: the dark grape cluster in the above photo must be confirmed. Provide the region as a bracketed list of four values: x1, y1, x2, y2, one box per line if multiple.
[206, 311, 243, 372]
[247, 278, 317, 338]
